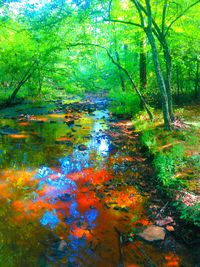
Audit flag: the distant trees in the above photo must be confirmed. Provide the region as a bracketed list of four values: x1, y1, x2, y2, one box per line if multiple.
[106, 0, 200, 129]
[0, 1, 70, 105]
[131, 0, 200, 129]
[0, 0, 199, 129]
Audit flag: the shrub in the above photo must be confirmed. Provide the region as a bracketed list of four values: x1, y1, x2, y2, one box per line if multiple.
[154, 145, 185, 187]
[108, 90, 140, 116]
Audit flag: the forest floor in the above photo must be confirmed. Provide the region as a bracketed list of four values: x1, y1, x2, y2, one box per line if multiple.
[132, 104, 200, 230]
[0, 96, 199, 266]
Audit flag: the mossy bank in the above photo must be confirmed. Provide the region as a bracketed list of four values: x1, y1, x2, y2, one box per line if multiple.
[132, 106, 200, 228]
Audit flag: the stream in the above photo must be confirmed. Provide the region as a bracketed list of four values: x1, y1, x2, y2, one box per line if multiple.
[0, 98, 199, 267]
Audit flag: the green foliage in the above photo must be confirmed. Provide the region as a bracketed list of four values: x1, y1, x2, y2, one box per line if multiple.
[108, 90, 140, 116]
[173, 201, 200, 227]
[154, 153, 175, 186]
[141, 130, 156, 150]
[190, 155, 200, 168]
[133, 109, 200, 226]
[154, 145, 185, 187]
[0, 0, 199, 106]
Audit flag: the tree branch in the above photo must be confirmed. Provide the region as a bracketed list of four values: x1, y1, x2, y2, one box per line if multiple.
[131, 0, 145, 28]
[104, 18, 142, 28]
[162, 1, 168, 35]
[108, 0, 113, 20]
[164, 0, 200, 37]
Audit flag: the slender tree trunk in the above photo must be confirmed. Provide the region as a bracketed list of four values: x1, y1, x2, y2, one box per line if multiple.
[145, 29, 172, 129]
[113, 24, 126, 91]
[145, 0, 172, 130]
[115, 51, 126, 91]
[124, 44, 128, 69]
[163, 43, 174, 121]
[139, 38, 147, 90]
[6, 72, 32, 105]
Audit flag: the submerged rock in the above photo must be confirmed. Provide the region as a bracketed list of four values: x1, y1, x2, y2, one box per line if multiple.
[78, 144, 87, 151]
[58, 240, 67, 252]
[137, 225, 166, 242]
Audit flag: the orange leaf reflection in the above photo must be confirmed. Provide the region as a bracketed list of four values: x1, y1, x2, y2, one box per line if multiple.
[8, 134, 29, 139]
[164, 253, 180, 267]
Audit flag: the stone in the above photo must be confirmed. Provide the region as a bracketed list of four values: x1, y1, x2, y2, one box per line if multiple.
[58, 240, 67, 251]
[78, 144, 87, 151]
[137, 225, 166, 242]
[156, 216, 174, 226]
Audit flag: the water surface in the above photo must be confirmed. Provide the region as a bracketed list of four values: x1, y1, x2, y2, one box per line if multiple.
[0, 103, 197, 266]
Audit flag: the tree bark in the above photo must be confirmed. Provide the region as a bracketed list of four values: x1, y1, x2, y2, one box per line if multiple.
[163, 42, 174, 121]
[6, 70, 33, 105]
[146, 29, 171, 129]
[145, 0, 172, 130]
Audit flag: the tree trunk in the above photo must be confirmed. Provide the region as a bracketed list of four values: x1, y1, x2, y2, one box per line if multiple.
[6, 72, 32, 105]
[145, 0, 172, 130]
[163, 42, 174, 121]
[113, 24, 126, 92]
[145, 29, 172, 130]
[124, 44, 128, 69]
[115, 51, 126, 91]
[139, 38, 147, 90]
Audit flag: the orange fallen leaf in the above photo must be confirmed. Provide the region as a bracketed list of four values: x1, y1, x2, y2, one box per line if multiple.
[8, 134, 29, 139]
[56, 137, 72, 142]
[18, 122, 30, 126]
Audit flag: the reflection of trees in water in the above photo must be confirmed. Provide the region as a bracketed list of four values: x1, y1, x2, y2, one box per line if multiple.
[0, 109, 111, 266]
[35, 154, 100, 265]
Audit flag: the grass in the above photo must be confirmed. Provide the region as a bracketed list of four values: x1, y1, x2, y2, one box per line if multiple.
[133, 107, 200, 227]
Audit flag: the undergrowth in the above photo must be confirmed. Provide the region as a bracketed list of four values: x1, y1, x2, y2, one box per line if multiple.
[108, 90, 140, 116]
[133, 110, 200, 227]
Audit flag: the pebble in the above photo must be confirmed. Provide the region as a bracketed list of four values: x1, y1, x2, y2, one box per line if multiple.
[137, 225, 166, 241]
